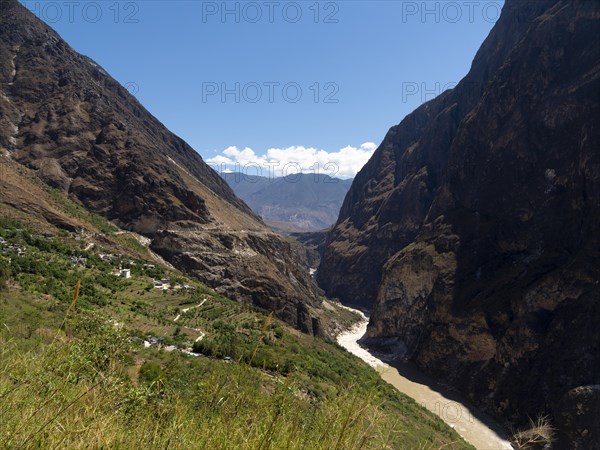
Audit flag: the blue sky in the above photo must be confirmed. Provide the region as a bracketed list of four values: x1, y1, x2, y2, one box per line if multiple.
[21, 0, 502, 177]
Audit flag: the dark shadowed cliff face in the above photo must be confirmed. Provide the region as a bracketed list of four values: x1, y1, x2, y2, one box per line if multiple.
[0, 0, 325, 334]
[318, 0, 563, 310]
[319, 0, 600, 441]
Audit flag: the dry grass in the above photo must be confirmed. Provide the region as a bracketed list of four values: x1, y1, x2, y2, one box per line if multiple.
[0, 309, 473, 450]
[511, 415, 555, 449]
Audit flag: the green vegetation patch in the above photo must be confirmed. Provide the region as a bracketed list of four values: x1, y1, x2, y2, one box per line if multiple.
[0, 219, 473, 449]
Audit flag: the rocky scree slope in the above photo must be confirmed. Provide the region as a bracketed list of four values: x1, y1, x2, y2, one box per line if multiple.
[319, 0, 600, 445]
[0, 0, 324, 335]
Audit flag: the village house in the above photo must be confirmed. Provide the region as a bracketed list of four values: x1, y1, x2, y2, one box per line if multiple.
[1, 243, 26, 256]
[70, 256, 88, 266]
[99, 253, 115, 262]
[153, 279, 172, 290]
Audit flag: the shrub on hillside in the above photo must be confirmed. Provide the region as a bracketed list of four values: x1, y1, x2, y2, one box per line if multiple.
[139, 361, 163, 385]
[0, 258, 10, 291]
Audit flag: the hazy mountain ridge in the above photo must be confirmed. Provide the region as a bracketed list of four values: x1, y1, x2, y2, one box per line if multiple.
[221, 172, 353, 233]
[319, 0, 600, 446]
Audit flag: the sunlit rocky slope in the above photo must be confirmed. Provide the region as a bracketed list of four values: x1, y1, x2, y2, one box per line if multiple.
[0, 0, 326, 334]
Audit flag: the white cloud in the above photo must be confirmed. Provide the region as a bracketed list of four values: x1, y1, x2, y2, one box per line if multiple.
[208, 155, 235, 165]
[206, 142, 376, 179]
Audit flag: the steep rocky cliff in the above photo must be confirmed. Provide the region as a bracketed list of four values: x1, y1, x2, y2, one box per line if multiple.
[319, 0, 600, 442]
[318, 0, 563, 310]
[0, 0, 324, 334]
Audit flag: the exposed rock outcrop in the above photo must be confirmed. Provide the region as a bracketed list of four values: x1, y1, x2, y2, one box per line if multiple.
[320, 0, 600, 438]
[553, 385, 600, 449]
[150, 228, 323, 335]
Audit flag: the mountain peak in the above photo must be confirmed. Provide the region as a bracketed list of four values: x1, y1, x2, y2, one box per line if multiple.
[0, 0, 330, 334]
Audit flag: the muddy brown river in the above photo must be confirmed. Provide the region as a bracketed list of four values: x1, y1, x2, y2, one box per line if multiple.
[336, 309, 514, 450]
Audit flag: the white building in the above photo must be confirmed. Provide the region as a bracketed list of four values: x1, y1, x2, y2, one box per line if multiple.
[120, 269, 131, 279]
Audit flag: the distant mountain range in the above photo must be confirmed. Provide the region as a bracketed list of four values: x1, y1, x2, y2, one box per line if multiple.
[220, 172, 353, 233]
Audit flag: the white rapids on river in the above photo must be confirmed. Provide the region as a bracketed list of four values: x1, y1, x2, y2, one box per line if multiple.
[337, 308, 513, 450]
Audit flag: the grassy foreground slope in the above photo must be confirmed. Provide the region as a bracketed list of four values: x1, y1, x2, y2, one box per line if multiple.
[0, 167, 472, 449]
[0, 315, 468, 449]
